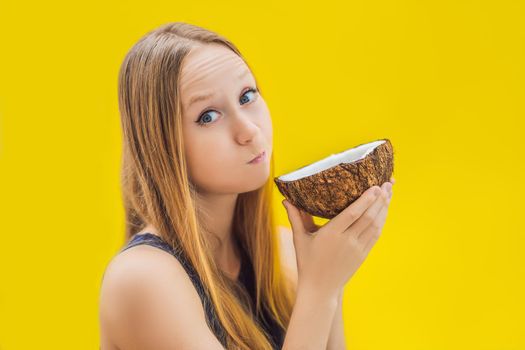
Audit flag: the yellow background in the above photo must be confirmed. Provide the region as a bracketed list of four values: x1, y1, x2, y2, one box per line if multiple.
[1, 0, 524, 349]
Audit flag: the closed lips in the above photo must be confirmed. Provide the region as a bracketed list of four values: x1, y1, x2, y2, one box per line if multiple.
[249, 150, 265, 163]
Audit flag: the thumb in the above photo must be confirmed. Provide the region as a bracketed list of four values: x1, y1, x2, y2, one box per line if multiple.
[282, 200, 307, 240]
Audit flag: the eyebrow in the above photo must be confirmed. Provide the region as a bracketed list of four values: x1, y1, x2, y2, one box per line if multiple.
[187, 69, 252, 108]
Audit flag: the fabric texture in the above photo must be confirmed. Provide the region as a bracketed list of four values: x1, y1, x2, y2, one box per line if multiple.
[119, 232, 285, 349]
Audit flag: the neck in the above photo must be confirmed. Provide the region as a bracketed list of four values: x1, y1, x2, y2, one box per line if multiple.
[194, 191, 238, 257]
[141, 191, 242, 279]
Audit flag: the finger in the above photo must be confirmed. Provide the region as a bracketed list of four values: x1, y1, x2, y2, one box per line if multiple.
[390, 176, 396, 185]
[282, 200, 308, 236]
[345, 185, 389, 238]
[380, 181, 392, 198]
[323, 186, 382, 235]
[361, 196, 391, 254]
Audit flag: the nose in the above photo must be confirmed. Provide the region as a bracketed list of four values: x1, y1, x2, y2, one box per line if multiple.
[232, 110, 259, 144]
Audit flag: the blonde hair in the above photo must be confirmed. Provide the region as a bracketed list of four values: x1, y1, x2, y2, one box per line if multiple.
[117, 22, 296, 349]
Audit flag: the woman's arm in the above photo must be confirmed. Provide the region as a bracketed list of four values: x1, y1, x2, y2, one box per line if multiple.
[283, 284, 340, 349]
[279, 226, 347, 349]
[326, 289, 347, 350]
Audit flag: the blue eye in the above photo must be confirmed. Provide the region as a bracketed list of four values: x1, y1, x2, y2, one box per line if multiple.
[195, 87, 258, 127]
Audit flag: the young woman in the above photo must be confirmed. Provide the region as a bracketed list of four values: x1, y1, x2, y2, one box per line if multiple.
[98, 21, 394, 350]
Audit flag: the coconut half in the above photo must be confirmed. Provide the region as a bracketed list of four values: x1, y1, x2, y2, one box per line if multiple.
[274, 138, 394, 219]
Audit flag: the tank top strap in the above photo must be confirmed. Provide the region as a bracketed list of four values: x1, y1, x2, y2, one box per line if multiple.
[119, 233, 228, 347]
[120, 233, 196, 279]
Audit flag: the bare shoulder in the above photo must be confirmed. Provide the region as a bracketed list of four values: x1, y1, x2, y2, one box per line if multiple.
[99, 244, 225, 350]
[278, 225, 298, 291]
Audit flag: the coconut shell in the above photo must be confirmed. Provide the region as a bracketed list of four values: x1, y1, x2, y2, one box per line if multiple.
[274, 138, 394, 219]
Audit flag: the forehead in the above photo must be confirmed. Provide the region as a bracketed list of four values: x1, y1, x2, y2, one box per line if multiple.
[179, 44, 251, 104]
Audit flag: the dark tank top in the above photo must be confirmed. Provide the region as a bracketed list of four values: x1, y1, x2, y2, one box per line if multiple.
[119, 232, 285, 349]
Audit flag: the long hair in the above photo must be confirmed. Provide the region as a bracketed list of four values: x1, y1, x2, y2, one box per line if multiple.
[117, 22, 296, 349]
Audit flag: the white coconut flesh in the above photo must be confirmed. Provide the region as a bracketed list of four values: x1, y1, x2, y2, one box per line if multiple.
[278, 140, 386, 181]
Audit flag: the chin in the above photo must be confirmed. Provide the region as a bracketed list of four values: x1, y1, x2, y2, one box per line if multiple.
[239, 170, 270, 193]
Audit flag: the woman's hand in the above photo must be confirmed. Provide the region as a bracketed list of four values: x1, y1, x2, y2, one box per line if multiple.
[294, 176, 394, 232]
[283, 176, 395, 296]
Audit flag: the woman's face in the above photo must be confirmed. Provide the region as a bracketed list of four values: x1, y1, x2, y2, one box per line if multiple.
[179, 44, 273, 195]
